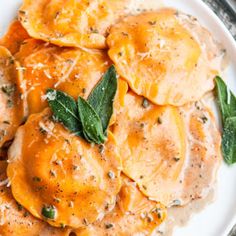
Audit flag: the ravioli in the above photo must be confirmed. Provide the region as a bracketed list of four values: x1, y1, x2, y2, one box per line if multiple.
[19, 0, 134, 49]
[107, 9, 224, 106]
[74, 176, 167, 236]
[0, 20, 29, 55]
[112, 92, 221, 206]
[15, 39, 111, 115]
[0, 46, 25, 148]
[0, 161, 70, 236]
[112, 92, 186, 205]
[7, 108, 121, 228]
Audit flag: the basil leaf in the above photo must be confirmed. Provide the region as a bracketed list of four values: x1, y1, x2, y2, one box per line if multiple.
[215, 76, 236, 123]
[46, 89, 82, 135]
[222, 116, 236, 165]
[77, 97, 106, 144]
[88, 65, 117, 132]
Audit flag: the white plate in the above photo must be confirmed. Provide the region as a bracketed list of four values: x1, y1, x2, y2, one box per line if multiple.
[0, 1, 235, 236]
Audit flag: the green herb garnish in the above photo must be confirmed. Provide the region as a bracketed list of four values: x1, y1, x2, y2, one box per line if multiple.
[41, 205, 56, 219]
[215, 76, 236, 164]
[222, 117, 236, 164]
[215, 76, 236, 123]
[46, 66, 117, 144]
[47, 89, 82, 135]
[77, 97, 106, 144]
[88, 65, 117, 132]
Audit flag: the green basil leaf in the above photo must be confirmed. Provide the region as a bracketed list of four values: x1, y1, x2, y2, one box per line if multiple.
[46, 89, 82, 135]
[215, 76, 236, 123]
[77, 97, 106, 144]
[222, 116, 236, 165]
[87, 65, 117, 132]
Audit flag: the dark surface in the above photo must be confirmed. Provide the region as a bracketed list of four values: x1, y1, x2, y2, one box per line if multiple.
[203, 0, 236, 39]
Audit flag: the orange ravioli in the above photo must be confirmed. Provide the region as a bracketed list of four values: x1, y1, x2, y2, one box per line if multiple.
[112, 92, 221, 206]
[15, 39, 111, 115]
[0, 161, 70, 236]
[0, 46, 25, 148]
[19, 0, 134, 49]
[7, 108, 122, 228]
[0, 20, 30, 55]
[107, 9, 224, 106]
[74, 176, 167, 236]
[112, 92, 186, 205]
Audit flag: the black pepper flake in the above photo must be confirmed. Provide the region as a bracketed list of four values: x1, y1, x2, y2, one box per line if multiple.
[147, 214, 153, 222]
[195, 102, 201, 110]
[157, 117, 162, 124]
[140, 123, 145, 128]
[105, 223, 114, 229]
[8, 57, 14, 64]
[19, 10, 26, 15]
[32, 176, 41, 182]
[173, 157, 180, 162]
[39, 127, 47, 135]
[83, 218, 89, 226]
[118, 52, 123, 57]
[17, 202, 23, 211]
[72, 165, 78, 170]
[105, 203, 109, 210]
[98, 145, 104, 154]
[23, 211, 29, 217]
[152, 207, 162, 219]
[200, 116, 208, 124]
[142, 185, 147, 190]
[142, 98, 150, 108]
[1, 84, 15, 96]
[90, 27, 99, 33]
[54, 198, 60, 203]
[54, 11, 60, 19]
[148, 20, 156, 25]
[60, 223, 66, 228]
[49, 170, 56, 177]
[82, 88, 86, 94]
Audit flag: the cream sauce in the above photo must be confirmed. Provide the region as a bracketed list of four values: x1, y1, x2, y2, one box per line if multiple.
[156, 189, 215, 236]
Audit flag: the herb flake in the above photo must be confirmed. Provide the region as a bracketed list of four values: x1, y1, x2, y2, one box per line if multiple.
[41, 205, 56, 219]
[215, 76, 236, 164]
